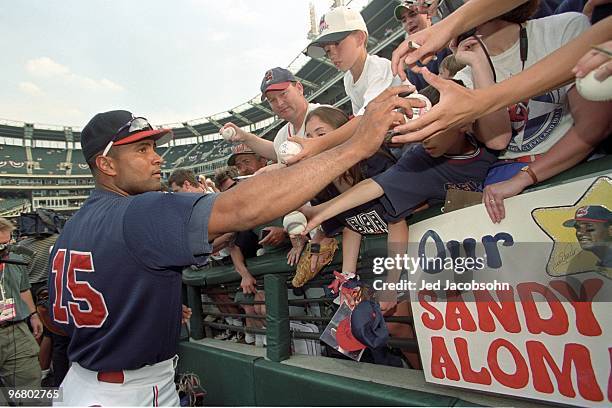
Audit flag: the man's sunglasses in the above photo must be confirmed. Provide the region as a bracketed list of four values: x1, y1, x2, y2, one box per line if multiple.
[102, 116, 154, 157]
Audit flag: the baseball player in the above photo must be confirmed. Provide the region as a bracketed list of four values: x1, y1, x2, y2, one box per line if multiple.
[49, 87, 415, 406]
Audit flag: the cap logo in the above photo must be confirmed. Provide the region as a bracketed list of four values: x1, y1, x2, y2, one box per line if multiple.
[264, 70, 274, 84]
[319, 16, 329, 34]
[576, 206, 589, 218]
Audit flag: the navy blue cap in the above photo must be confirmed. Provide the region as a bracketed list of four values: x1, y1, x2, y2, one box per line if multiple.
[260, 67, 297, 101]
[351, 301, 404, 367]
[563, 205, 612, 227]
[81, 110, 172, 163]
[350, 300, 388, 349]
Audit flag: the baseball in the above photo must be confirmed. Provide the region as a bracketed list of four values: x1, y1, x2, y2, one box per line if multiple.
[283, 211, 307, 235]
[221, 127, 236, 141]
[277, 140, 303, 164]
[576, 70, 612, 102]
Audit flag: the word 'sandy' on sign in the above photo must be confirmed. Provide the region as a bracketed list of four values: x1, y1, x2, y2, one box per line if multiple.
[408, 176, 611, 407]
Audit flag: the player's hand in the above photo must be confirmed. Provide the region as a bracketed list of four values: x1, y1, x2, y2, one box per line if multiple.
[391, 21, 454, 80]
[573, 40, 612, 81]
[240, 274, 257, 294]
[253, 163, 286, 175]
[348, 85, 423, 159]
[220, 122, 248, 143]
[181, 305, 192, 324]
[30, 314, 43, 339]
[258, 226, 287, 246]
[390, 67, 487, 144]
[482, 173, 532, 224]
[284, 136, 327, 165]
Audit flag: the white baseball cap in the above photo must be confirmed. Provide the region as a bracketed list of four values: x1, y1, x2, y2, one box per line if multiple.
[306, 7, 368, 59]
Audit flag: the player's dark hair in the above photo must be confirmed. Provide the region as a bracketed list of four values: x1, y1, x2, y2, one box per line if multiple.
[168, 168, 199, 189]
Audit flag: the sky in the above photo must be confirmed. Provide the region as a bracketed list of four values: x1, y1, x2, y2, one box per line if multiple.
[0, 0, 368, 129]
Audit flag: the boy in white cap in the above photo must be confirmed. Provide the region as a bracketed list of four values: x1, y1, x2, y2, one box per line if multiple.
[307, 6, 413, 117]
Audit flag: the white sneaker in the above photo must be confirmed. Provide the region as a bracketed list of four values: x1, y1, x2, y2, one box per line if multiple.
[255, 334, 267, 347]
[245, 332, 256, 344]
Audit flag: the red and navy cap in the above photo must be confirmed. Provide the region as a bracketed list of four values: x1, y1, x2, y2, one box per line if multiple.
[260, 67, 297, 101]
[81, 110, 173, 163]
[563, 205, 612, 228]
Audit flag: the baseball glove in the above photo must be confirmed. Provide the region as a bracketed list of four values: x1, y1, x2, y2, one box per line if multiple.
[292, 238, 338, 287]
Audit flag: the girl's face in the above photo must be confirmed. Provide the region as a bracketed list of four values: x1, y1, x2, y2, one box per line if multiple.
[305, 115, 336, 138]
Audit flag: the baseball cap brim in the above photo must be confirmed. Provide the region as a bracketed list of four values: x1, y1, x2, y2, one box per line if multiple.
[394, 4, 410, 21]
[114, 128, 173, 148]
[261, 81, 293, 101]
[562, 219, 577, 228]
[564, 217, 609, 228]
[306, 31, 354, 59]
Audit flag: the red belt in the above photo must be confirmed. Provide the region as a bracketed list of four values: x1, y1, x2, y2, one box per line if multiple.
[97, 371, 125, 384]
[503, 154, 543, 163]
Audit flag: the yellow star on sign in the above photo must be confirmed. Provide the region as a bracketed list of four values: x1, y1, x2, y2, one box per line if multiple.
[531, 176, 611, 279]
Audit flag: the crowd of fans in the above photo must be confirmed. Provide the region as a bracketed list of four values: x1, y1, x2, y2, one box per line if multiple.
[207, 0, 611, 368]
[1, 0, 610, 401]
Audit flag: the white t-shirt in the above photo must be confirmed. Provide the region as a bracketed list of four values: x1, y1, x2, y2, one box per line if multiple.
[454, 12, 590, 159]
[273, 103, 323, 162]
[344, 54, 408, 116]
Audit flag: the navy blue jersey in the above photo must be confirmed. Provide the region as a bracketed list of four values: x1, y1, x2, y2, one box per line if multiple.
[48, 189, 216, 371]
[373, 139, 496, 219]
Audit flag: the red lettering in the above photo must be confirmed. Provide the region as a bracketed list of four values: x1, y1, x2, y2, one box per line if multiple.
[51, 249, 68, 323]
[473, 289, 521, 333]
[526, 341, 603, 402]
[65, 251, 108, 328]
[445, 291, 476, 332]
[454, 337, 492, 385]
[549, 279, 602, 336]
[517, 282, 568, 335]
[430, 336, 460, 381]
[419, 290, 444, 330]
[487, 338, 529, 389]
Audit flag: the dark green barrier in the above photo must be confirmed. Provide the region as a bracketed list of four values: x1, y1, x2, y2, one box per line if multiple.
[252, 359, 468, 407]
[177, 342, 259, 406]
[264, 274, 290, 362]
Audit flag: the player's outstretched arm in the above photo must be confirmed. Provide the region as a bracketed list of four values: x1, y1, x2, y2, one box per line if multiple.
[207, 86, 415, 240]
[392, 0, 529, 79]
[284, 116, 360, 165]
[392, 15, 612, 143]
